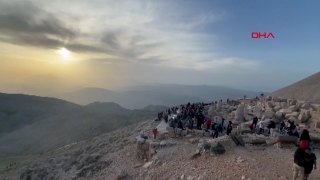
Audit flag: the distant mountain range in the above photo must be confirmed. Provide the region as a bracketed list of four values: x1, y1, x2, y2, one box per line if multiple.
[0, 93, 165, 156]
[272, 72, 320, 103]
[56, 84, 262, 109]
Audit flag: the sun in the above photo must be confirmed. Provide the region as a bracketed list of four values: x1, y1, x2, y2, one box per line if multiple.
[57, 47, 72, 62]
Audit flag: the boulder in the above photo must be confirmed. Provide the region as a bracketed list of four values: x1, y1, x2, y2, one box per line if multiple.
[235, 104, 245, 122]
[230, 134, 245, 146]
[207, 135, 238, 149]
[264, 110, 275, 119]
[267, 101, 274, 108]
[143, 161, 153, 168]
[288, 116, 299, 124]
[275, 111, 284, 120]
[243, 105, 249, 120]
[266, 96, 272, 101]
[230, 111, 236, 119]
[288, 99, 297, 106]
[285, 112, 299, 118]
[255, 107, 262, 119]
[310, 133, 320, 143]
[280, 102, 288, 108]
[274, 105, 281, 111]
[239, 122, 252, 134]
[301, 102, 311, 109]
[149, 142, 160, 149]
[298, 110, 311, 123]
[311, 104, 320, 112]
[156, 120, 169, 134]
[288, 105, 299, 112]
[242, 134, 267, 145]
[190, 150, 201, 159]
[276, 136, 297, 144]
[279, 108, 292, 114]
[160, 140, 167, 147]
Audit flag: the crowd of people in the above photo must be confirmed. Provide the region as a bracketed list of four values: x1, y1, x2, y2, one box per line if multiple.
[249, 116, 300, 138]
[157, 102, 233, 139]
[154, 100, 318, 180]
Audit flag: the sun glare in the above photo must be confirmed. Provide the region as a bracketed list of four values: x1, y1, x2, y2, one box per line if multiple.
[57, 47, 72, 62]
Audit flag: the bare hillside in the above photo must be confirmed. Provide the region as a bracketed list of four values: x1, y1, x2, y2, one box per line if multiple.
[272, 72, 320, 103]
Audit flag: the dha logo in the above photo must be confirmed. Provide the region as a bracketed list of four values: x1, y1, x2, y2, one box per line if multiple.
[252, 32, 275, 39]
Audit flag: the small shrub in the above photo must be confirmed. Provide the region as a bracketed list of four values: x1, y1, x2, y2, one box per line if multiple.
[203, 142, 211, 151]
[210, 143, 225, 155]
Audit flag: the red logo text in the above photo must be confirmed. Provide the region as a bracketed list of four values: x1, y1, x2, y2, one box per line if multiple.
[252, 32, 275, 39]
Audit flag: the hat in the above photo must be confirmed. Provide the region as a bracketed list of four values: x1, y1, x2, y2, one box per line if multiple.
[300, 140, 309, 149]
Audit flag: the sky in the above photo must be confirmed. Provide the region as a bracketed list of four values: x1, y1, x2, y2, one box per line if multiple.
[0, 0, 319, 95]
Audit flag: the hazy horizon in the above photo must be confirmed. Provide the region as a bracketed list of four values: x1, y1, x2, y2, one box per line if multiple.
[0, 0, 319, 96]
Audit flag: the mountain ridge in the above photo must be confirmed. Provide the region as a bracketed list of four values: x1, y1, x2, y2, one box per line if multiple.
[57, 84, 262, 109]
[272, 72, 320, 103]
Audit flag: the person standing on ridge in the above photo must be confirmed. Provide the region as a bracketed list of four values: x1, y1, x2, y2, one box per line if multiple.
[152, 128, 158, 139]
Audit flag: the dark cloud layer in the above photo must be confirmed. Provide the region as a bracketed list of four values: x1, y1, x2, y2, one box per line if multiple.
[0, 1, 76, 49]
[0, 1, 163, 65]
[0, 1, 170, 64]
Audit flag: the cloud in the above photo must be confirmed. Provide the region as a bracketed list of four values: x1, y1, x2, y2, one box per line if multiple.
[0, 1, 75, 49]
[66, 43, 106, 54]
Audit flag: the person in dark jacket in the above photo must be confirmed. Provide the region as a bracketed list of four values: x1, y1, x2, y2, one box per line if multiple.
[211, 123, 219, 138]
[177, 119, 184, 130]
[304, 147, 317, 180]
[293, 140, 309, 180]
[226, 121, 233, 136]
[252, 117, 258, 129]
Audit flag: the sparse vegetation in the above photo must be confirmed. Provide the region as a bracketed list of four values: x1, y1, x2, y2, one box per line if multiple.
[210, 143, 226, 155]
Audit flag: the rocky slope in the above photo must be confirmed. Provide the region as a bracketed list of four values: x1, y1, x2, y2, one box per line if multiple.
[0, 93, 164, 156]
[272, 72, 320, 103]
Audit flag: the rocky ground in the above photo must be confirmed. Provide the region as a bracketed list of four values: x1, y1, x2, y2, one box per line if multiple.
[1, 119, 320, 180]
